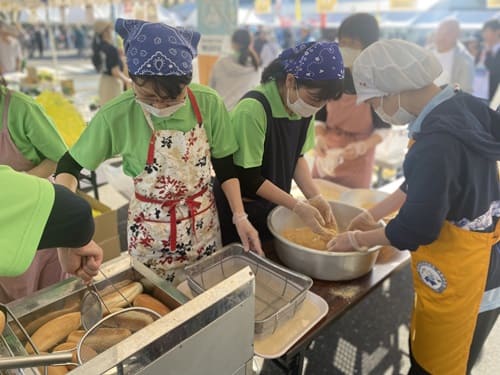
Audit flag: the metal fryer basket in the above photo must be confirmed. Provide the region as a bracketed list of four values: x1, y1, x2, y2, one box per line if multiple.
[185, 244, 313, 338]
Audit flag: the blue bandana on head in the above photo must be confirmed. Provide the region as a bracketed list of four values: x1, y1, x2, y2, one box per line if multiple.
[279, 42, 344, 81]
[115, 18, 200, 77]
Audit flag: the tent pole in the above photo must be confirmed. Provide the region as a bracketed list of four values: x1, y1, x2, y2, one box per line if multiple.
[46, 0, 59, 80]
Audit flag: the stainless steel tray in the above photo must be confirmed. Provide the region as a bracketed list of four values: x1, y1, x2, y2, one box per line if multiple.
[185, 244, 313, 338]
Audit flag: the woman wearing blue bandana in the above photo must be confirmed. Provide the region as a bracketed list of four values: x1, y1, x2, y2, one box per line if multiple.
[215, 42, 344, 245]
[55, 18, 262, 284]
[328, 39, 500, 374]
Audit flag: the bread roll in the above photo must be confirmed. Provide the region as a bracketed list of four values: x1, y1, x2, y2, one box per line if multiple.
[99, 279, 132, 297]
[103, 310, 155, 332]
[52, 342, 97, 367]
[0, 310, 5, 335]
[67, 328, 131, 352]
[52, 342, 77, 352]
[101, 282, 143, 309]
[133, 294, 170, 316]
[37, 365, 68, 375]
[66, 330, 85, 343]
[21, 298, 80, 336]
[26, 312, 81, 353]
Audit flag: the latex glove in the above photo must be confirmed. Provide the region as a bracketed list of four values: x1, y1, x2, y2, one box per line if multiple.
[347, 210, 378, 231]
[315, 135, 328, 157]
[293, 201, 329, 235]
[233, 213, 264, 256]
[57, 240, 103, 283]
[327, 231, 368, 253]
[342, 141, 368, 160]
[307, 195, 337, 230]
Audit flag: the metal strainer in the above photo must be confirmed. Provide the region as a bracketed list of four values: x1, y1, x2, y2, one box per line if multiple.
[77, 307, 161, 364]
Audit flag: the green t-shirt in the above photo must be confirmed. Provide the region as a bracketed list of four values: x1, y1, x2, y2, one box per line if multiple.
[0, 166, 54, 276]
[0, 86, 67, 164]
[70, 83, 237, 177]
[230, 81, 315, 168]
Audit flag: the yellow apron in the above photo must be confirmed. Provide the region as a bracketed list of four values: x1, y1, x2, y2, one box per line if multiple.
[410, 216, 500, 374]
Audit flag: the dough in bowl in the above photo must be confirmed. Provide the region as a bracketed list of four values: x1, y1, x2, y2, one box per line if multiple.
[281, 227, 337, 251]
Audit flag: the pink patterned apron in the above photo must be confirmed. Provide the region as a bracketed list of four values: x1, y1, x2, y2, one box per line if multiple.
[128, 88, 221, 284]
[312, 94, 376, 188]
[0, 89, 65, 303]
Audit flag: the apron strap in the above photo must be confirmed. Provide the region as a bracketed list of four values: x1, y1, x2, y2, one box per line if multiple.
[186, 88, 202, 125]
[2, 89, 12, 131]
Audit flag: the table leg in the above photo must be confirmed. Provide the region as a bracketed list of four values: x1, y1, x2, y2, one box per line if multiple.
[272, 348, 306, 375]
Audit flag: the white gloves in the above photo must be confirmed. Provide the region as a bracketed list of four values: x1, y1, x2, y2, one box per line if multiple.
[233, 213, 264, 256]
[327, 230, 368, 252]
[347, 210, 378, 231]
[293, 201, 328, 235]
[307, 195, 337, 230]
[342, 141, 368, 160]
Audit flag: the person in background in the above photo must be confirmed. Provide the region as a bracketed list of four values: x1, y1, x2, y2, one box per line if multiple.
[330, 39, 500, 374]
[464, 36, 489, 101]
[215, 42, 344, 246]
[259, 29, 282, 69]
[209, 29, 260, 111]
[0, 166, 102, 283]
[430, 18, 474, 93]
[482, 18, 500, 102]
[297, 25, 315, 44]
[0, 80, 70, 302]
[312, 13, 390, 189]
[0, 22, 22, 74]
[91, 20, 131, 107]
[56, 19, 262, 285]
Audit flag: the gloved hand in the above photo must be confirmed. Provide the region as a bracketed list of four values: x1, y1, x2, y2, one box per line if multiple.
[347, 210, 378, 231]
[307, 195, 337, 230]
[342, 141, 368, 160]
[293, 201, 329, 235]
[315, 135, 328, 157]
[327, 230, 368, 252]
[233, 213, 264, 256]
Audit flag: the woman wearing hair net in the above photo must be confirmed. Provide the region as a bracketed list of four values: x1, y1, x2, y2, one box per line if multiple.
[328, 39, 500, 374]
[214, 42, 344, 245]
[56, 19, 262, 285]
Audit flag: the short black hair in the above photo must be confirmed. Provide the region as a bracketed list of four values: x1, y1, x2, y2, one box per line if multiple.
[130, 74, 192, 100]
[338, 13, 380, 49]
[261, 59, 344, 101]
[483, 18, 500, 32]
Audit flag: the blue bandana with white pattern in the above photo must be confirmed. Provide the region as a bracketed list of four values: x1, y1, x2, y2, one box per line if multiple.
[115, 18, 200, 76]
[279, 42, 344, 81]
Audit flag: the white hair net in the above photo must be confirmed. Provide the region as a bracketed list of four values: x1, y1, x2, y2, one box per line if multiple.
[353, 39, 442, 104]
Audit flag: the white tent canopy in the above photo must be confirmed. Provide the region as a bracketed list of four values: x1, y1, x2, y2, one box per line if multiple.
[184, 8, 266, 28]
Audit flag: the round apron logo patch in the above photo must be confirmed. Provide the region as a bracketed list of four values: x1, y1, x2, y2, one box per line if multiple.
[417, 261, 447, 293]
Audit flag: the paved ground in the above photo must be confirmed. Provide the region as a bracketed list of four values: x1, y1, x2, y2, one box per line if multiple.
[25, 51, 500, 375]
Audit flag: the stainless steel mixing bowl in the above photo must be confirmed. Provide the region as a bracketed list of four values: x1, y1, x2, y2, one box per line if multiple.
[267, 201, 383, 281]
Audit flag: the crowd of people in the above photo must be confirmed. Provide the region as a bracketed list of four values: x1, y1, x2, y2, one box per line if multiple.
[0, 10, 498, 375]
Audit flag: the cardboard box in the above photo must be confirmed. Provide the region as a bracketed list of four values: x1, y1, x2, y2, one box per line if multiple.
[77, 191, 121, 262]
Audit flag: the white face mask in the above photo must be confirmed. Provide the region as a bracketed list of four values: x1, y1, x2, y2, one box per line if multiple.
[286, 87, 321, 118]
[374, 95, 416, 125]
[136, 99, 185, 118]
[339, 46, 361, 68]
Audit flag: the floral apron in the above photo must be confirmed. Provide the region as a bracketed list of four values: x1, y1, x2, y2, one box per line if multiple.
[128, 88, 221, 284]
[0, 89, 65, 303]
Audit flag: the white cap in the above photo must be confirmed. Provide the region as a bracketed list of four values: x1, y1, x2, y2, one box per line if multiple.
[353, 39, 442, 104]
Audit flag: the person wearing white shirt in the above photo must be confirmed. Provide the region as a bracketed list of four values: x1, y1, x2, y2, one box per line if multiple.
[430, 18, 474, 93]
[0, 23, 22, 74]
